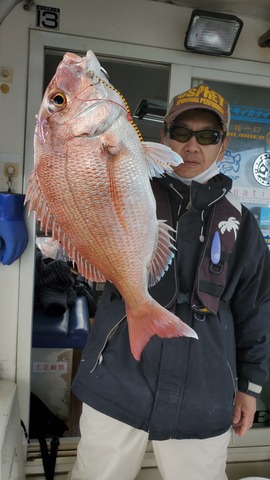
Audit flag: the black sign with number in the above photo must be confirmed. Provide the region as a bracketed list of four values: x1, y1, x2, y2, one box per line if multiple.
[36, 5, 60, 30]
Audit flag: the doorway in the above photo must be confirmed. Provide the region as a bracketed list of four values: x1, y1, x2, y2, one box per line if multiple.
[20, 29, 270, 455]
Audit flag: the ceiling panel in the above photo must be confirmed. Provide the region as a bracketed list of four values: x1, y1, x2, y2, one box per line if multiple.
[150, 0, 270, 21]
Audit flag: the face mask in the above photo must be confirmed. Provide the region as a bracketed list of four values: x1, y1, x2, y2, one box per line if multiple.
[170, 162, 220, 185]
[167, 143, 223, 185]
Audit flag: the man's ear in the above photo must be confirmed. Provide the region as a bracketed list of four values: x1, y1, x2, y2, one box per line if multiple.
[160, 129, 166, 144]
[217, 137, 229, 162]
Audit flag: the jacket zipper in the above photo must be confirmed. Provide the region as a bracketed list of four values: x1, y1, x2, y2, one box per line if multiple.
[169, 182, 227, 244]
[90, 314, 127, 373]
[168, 183, 184, 243]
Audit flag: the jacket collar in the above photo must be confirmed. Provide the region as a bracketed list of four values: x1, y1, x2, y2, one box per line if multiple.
[154, 173, 232, 211]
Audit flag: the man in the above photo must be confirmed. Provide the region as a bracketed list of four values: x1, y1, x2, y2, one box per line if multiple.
[69, 84, 270, 480]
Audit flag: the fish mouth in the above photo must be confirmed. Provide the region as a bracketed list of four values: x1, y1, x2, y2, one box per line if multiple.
[64, 52, 84, 64]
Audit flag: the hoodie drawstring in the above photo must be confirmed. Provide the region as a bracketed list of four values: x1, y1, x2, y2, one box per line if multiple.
[199, 188, 227, 243]
[169, 183, 227, 244]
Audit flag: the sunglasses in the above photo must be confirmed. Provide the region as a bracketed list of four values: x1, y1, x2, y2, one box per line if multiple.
[167, 126, 224, 145]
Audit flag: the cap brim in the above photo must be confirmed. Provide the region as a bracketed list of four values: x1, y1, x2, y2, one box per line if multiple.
[165, 104, 226, 132]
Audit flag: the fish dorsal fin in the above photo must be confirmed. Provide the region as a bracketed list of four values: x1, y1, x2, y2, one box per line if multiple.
[25, 170, 106, 283]
[148, 219, 176, 287]
[142, 141, 183, 178]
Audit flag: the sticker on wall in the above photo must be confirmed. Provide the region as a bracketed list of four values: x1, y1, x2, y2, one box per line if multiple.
[32, 361, 68, 373]
[253, 152, 270, 187]
[36, 5, 60, 30]
[219, 149, 241, 178]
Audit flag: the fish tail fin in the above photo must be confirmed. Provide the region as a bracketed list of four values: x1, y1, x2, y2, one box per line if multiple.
[126, 300, 198, 361]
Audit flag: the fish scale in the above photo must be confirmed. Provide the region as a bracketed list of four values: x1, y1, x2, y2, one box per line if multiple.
[25, 49, 198, 360]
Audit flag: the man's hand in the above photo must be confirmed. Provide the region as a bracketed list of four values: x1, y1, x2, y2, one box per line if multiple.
[232, 391, 256, 437]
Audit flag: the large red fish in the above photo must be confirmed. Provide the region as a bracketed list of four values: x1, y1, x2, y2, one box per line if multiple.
[25, 50, 197, 360]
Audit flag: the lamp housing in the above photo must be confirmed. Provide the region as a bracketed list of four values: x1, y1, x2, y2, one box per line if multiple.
[133, 98, 166, 123]
[258, 29, 270, 47]
[184, 9, 243, 56]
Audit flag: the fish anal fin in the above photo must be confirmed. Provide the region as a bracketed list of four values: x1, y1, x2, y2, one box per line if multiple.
[77, 258, 106, 283]
[50, 227, 106, 283]
[60, 236, 106, 283]
[126, 300, 198, 361]
[143, 141, 183, 178]
[148, 220, 176, 287]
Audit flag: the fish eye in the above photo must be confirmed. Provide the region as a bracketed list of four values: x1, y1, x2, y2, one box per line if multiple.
[48, 91, 67, 112]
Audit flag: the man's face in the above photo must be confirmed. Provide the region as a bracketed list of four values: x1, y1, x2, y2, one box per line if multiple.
[162, 109, 229, 179]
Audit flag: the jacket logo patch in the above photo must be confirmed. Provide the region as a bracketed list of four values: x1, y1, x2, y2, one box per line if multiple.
[218, 217, 240, 240]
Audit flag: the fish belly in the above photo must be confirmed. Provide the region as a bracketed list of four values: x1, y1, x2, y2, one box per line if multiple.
[34, 135, 157, 287]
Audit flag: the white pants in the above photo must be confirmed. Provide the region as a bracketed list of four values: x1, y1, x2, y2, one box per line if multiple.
[68, 403, 231, 480]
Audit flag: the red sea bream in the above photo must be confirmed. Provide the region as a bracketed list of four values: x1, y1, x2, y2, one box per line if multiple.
[25, 50, 198, 360]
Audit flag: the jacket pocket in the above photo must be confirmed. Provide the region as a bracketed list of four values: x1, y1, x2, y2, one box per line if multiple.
[89, 314, 127, 373]
[227, 359, 237, 400]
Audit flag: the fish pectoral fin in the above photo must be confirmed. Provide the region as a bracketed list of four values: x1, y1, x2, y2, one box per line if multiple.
[148, 220, 176, 287]
[142, 141, 183, 178]
[101, 132, 123, 155]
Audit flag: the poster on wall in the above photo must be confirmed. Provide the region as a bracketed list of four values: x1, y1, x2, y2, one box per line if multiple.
[241, 204, 270, 249]
[219, 104, 270, 204]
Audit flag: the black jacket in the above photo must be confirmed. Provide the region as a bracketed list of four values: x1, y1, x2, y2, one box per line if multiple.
[72, 173, 270, 440]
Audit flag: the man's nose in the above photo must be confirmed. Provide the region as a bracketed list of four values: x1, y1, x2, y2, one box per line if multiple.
[183, 135, 200, 151]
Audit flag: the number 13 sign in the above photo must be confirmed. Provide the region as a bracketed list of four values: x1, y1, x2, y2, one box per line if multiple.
[36, 5, 60, 30]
